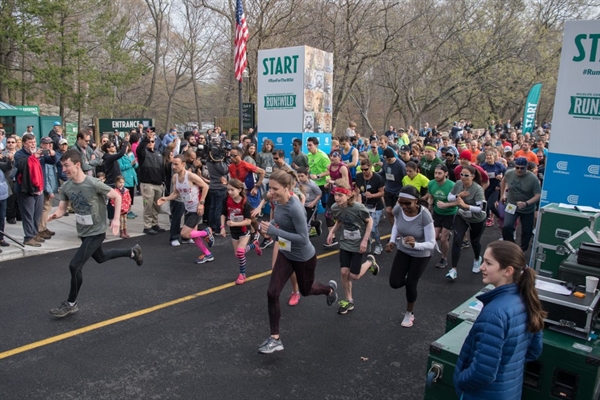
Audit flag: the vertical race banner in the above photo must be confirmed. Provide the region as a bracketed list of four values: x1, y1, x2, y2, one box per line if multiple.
[522, 83, 542, 135]
[257, 46, 333, 162]
[542, 20, 600, 208]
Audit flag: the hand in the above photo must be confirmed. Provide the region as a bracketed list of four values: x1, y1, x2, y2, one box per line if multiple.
[364, 192, 373, 199]
[359, 238, 368, 253]
[385, 242, 395, 253]
[156, 197, 166, 206]
[196, 204, 204, 215]
[517, 201, 527, 209]
[326, 233, 334, 245]
[456, 196, 467, 209]
[259, 221, 270, 234]
[250, 187, 257, 196]
[220, 176, 227, 185]
[226, 220, 234, 227]
[310, 174, 317, 180]
[251, 208, 261, 218]
[91, 154, 96, 160]
[404, 236, 416, 248]
[458, 191, 470, 198]
[220, 227, 227, 237]
[48, 213, 59, 222]
[110, 219, 120, 236]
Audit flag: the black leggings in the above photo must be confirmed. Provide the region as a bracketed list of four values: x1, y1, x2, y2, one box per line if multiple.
[389, 250, 430, 304]
[68, 233, 131, 302]
[451, 215, 486, 269]
[267, 253, 330, 335]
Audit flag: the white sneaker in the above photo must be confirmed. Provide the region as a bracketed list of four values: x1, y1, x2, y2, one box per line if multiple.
[472, 257, 482, 274]
[446, 268, 457, 280]
[373, 244, 383, 255]
[187, 239, 195, 244]
[171, 240, 181, 247]
[401, 311, 414, 328]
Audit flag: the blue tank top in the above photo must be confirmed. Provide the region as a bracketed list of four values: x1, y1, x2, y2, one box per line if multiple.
[341, 147, 356, 179]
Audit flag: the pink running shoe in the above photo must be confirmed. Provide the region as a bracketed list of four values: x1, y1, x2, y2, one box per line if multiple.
[288, 292, 301, 306]
[486, 218, 494, 227]
[254, 240, 262, 256]
[235, 273, 247, 285]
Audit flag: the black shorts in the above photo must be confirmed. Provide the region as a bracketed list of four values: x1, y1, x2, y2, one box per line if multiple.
[433, 211, 454, 230]
[230, 229, 251, 241]
[184, 212, 202, 229]
[339, 248, 364, 275]
[384, 191, 398, 208]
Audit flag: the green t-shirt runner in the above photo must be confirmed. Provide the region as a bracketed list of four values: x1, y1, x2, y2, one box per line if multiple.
[428, 179, 457, 216]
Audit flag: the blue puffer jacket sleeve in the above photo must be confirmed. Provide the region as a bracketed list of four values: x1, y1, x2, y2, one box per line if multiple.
[453, 283, 543, 400]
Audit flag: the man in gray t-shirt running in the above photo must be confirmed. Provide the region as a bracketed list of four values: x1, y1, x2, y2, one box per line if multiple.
[46, 149, 144, 318]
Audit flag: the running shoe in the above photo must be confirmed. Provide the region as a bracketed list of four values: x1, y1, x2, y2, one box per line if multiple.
[131, 244, 143, 266]
[472, 256, 482, 274]
[323, 241, 338, 248]
[170, 240, 181, 247]
[288, 292, 301, 306]
[373, 244, 383, 255]
[309, 227, 317, 237]
[367, 255, 379, 276]
[486, 217, 494, 227]
[204, 227, 214, 248]
[260, 238, 274, 249]
[315, 220, 323, 236]
[435, 258, 448, 269]
[235, 273, 247, 285]
[446, 268, 458, 281]
[254, 240, 263, 256]
[50, 300, 79, 318]
[461, 240, 470, 249]
[258, 337, 284, 354]
[401, 311, 414, 328]
[337, 299, 355, 315]
[326, 280, 338, 306]
[195, 253, 214, 264]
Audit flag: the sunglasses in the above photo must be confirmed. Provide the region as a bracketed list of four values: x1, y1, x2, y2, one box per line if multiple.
[149, 140, 155, 143]
[398, 201, 413, 206]
[273, 157, 280, 160]
[361, 168, 370, 171]
[514, 166, 525, 170]
[460, 173, 472, 178]
[6, 141, 15, 144]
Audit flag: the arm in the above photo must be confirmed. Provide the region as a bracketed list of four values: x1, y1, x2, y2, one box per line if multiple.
[48, 200, 69, 221]
[348, 148, 359, 169]
[266, 201, 309, 244]
[525, 331, 543, 362]
[413, 221, 435, 251]
[360, 216, 374, 253]
[157, 176, 180, 203]
[105, 188, 122, 236]
[188, 172, 209, 215]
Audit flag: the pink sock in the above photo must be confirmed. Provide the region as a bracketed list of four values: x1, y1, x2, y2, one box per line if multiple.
[190, 230, 207, 239]
[193, 237, 211, 255]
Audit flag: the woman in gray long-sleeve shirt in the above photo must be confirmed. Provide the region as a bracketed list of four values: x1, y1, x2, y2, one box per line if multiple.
[257, 169, 338, 354]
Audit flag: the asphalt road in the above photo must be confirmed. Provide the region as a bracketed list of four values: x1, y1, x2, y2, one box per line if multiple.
[0, 219, 504, 400]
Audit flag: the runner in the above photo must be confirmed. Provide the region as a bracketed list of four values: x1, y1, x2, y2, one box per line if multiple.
[354, 158, 385, 255]
[385, 185, 435, 327]
[48, 149, 143, 318]
[221, 179, 262, 285]
[156, 155, 213, 264]
[258, 169, 338, 354]
[327, 179, 379, 315]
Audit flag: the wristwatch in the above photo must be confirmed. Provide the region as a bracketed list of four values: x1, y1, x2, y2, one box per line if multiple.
[199, 201, 205, 205]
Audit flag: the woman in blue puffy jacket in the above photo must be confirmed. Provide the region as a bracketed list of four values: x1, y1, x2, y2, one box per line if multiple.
[454, 240, 545, 400]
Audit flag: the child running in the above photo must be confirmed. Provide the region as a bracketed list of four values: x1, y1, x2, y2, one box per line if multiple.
[157, 155, 213, 263]
[326, 180, 379, 314]
[112, 175, 132, 238]
[221, 178, 262, 285]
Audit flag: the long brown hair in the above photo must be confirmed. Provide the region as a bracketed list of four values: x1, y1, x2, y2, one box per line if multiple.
[487, 241, 547, 332]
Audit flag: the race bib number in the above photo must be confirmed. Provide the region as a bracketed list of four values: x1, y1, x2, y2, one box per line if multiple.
[385, 173, 395, 181]
[505, 203, 517, 214]
[266, 167, 272, 173]
[75, 214, 94, 226]
[344, 229, 361, 240]
[231, 213, 244, 223]
[488, 172, 496, 179]
[278, 237, 291, 252]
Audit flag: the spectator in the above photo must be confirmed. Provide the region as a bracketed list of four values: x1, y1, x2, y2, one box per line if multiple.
[136, 131, 166, 235]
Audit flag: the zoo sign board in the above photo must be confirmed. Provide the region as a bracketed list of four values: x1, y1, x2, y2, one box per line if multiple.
[543, 20, 600, 207]
[257, 46, 333, 161]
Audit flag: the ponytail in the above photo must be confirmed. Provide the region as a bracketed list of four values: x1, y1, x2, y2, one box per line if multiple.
[518, 267, 547, 332]
[487, 241, 547, 333]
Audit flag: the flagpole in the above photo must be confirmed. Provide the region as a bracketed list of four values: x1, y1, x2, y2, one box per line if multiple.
[239, 80, 243, 140]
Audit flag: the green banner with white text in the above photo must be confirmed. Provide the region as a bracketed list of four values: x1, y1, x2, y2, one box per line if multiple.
[522, 83, 542, 135]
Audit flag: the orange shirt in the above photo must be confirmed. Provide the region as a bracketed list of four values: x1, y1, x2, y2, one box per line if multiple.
[514, 150, 539, 165]
[228, 160, 258, 182]
[470, 149, 481, 163]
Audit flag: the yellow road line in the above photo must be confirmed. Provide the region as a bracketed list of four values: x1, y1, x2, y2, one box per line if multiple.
[0, 234, 390, 360]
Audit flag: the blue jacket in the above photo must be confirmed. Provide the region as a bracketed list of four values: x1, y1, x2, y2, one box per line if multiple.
[118, 152, 138, 188]
[454, 283, 543, 400]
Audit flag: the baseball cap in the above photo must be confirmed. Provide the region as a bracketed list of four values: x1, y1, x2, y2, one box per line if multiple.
[41, 137, 53, 144]
[53, 121, 61, 126]
[459, 150, 472, 160]
[383, 148, 396, 159]
[445, 147, 457, 157]
[515, 157, 528, 166]
[503, 146, 512, 152]
[399, 145, 410, 153]
[59, 138, 68, 145]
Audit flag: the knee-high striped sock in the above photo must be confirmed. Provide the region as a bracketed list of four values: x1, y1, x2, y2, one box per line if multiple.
[236, 248, 246, 275]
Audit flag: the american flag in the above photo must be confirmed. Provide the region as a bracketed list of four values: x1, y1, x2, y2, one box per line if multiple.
[234, 0, 248, 82]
